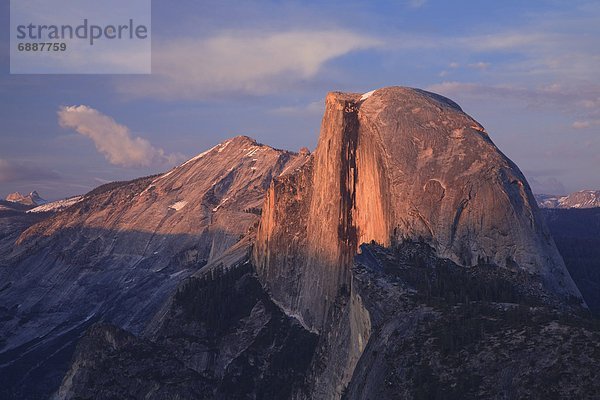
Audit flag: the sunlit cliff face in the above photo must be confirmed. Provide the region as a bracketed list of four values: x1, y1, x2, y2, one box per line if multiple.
[254, 87, 582, 332]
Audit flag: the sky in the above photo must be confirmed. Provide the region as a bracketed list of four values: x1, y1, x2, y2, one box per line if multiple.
[1, 0, 599, 200]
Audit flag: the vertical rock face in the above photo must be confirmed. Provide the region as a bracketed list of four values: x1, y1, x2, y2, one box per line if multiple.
[254, 93, 365, 331]
[254, 87, 582, 333]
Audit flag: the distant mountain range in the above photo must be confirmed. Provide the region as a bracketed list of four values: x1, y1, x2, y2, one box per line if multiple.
[536, 190, 600, 209]
[4, 191, 46, 207]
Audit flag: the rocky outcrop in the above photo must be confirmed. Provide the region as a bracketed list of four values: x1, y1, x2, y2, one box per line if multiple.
[255, 87, 582, 333]
[5, 191, 46, 207]
[253, 87, 583, 398]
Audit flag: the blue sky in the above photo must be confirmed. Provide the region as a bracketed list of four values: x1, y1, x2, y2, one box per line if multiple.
[1, 0, 599, 200]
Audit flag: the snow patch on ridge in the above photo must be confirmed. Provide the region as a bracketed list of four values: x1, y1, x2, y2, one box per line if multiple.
[27, 196, 83, 213]
[168, 201, 187, 211]
[245, 147, 261, 157]
[212, 196, 230, 212]
[218, 140, 231, 153]
[177, 144, 220, 169]
[360, 90, 376, 101]
[144, 143, 222, 191]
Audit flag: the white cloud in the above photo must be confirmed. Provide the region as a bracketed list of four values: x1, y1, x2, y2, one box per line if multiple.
[58, 105, 184, 168]
[118, 30, 380, 100]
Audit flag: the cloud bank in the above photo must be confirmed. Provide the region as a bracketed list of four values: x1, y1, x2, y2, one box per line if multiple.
[0, 159, 60, 183]
[118, 30, 380, 99]
[528, 176, 567, 195]
[427, 81, 600, 127]
[58, 105, 184, 168]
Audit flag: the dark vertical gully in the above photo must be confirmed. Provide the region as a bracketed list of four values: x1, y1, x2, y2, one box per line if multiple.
[338, 100, 360, 272]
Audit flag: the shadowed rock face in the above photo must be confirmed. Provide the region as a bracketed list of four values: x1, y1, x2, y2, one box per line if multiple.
[52, 261, 318, 400]
[541, 208, 600, 316]
[254, 87, 582, 333]
[51, 242, 600, 400]
[344, 242, 600, 400]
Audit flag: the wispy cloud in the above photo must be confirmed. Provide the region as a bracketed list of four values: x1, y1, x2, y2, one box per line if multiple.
[118, 30, 380, 100]
[0, 159, 60, 183]
[427, 81, 600, 124]
[572, 120, 600, 129]
[458, 32, 553, 51]
[461, 32, 598, 83]
[572, 121, 591, 129]
[468, 61, 491, 70]
[422, 11, 600, 135]
[58, 105, 184, 168]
